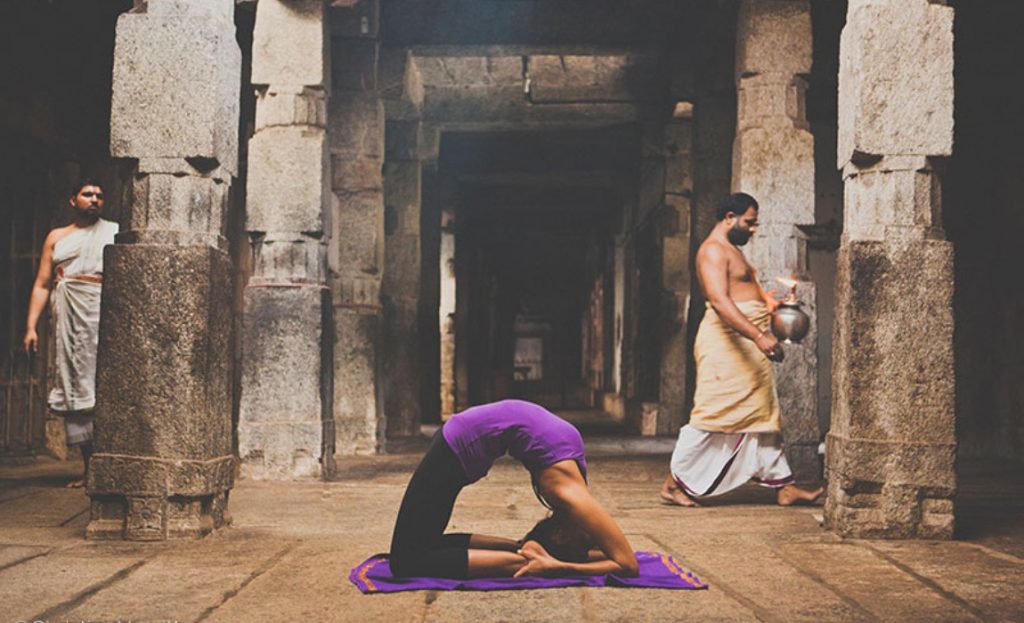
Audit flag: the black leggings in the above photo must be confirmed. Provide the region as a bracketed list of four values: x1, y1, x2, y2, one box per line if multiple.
[388, 428, 473, 578]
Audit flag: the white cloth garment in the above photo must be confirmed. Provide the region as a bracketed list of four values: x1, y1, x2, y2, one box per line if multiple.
[48, 219, 118, 429]
[669, 425, 794, 498]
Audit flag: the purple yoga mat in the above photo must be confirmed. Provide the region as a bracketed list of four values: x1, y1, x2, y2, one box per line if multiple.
[349, 551, 707, 593]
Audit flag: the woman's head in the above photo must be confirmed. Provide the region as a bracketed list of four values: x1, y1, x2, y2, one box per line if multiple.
[521, 513, 594, 563]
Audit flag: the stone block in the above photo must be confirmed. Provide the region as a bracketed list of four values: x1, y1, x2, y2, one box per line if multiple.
[238, 421, 324, 479]
[251, 0, 326, 87]
[250, 234, 326, 284]
[416, 56, 521, 88]
[332, 155, 383, 194]
[661, 236, 690, 293]
[732, 125, 815, 226]
[842, 157, 942, 241]
[332, 38, 379, 92]
[528, 54, 655, 102]
[110, 9, 240, 175]
[126, 171, 229, 237]
[247, 126, 328, 233]
[385, 120, 421, 161]
[737, 76, 808, 129]
[383, 234, 421, 294]
[333, 310, 384, 454]
[329, 93, 385, 157]
[743, 224, 806, 276]
[831, 240, 955, 442]
[332, 273, 381, 309]
[382, 304, 421, 437]
[239, 286, 330, 428]
[254, 86, 327, 131]
[837, 0, 954, 166]
[736, 0, 812, 78]
[333, 191, 384, 273]
[95, 244, 232, 460]
[146, 0, 233, 21]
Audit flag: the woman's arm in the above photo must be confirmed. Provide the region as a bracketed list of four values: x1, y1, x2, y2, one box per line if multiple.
[521, 462, 639, 578]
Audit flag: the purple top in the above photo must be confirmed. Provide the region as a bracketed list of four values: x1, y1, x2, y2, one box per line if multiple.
[442, 400, 587, 484]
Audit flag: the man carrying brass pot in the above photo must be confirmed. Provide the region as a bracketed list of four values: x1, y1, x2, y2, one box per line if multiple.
[659, 193, 822, 507]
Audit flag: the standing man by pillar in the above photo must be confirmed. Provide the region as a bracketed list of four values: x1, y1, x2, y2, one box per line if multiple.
[24, 179, 118, 488]
[826, 0, 956, 539]
[86, 0, 240, 540]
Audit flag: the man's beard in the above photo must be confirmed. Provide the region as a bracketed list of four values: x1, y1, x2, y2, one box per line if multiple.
[727, 224, 752, 246]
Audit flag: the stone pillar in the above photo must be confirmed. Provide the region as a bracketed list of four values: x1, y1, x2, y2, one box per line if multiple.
[382, 119, 423, 436]
[825, 0, 956, 539]
[88, 0, 240, 540]
[657, 113, 695, 436]
[238, 0, 332, 480]
[330, 35, 386, 455]
[732, 0, 819, 480]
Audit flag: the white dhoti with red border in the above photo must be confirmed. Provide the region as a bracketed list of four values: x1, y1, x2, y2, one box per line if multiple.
[669, 425, 794, 498]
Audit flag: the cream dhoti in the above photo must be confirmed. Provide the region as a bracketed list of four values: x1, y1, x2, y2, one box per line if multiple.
[48, 218, 118, 445]
[671, 300, 794, 497]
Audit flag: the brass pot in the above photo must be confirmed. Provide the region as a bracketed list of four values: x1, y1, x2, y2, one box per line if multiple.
[771, 300, 810, 344]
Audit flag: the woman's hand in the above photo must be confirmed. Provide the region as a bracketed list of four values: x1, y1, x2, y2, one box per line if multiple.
[513, 540, 566, 578]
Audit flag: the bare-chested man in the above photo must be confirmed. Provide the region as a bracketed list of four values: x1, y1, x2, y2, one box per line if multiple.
[24, 178, 118, 488]
[659, 192, 823, 507]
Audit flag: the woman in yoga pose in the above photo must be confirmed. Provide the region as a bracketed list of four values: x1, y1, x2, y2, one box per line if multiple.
[388, 399, 638, 579]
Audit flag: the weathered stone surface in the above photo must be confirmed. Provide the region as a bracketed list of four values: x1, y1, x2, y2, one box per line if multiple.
[251, 0, 326, 87]
[383, 161, 421, 234]
[125, 171, 230, 237]
[250, 234, 326, 284]
[254, 86, 327, 131]
[330, 0, 380, 38]
[332, 38, 379, 92]
[95, 245, 232, 459]
[837, 0, 954, 166]
[330, 92, 385, 158]
[825, 239, 956, 538]
[238, 287, 330, 477]
[332, 191, 384, 274]
[333, 310, 383, 455]
[842, 156, 942, 242]
[733, 128, 815, 227]
[737, 76, 808, 130]
[247, 126, 328, 234]
[416, 56, 521, 88]
[109, 7, 240, 175]
[735, 0, 812, 78]
[528, 54, 656, 102]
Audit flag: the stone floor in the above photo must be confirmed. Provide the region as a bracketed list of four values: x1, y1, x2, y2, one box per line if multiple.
[1, 439, 1022, 623]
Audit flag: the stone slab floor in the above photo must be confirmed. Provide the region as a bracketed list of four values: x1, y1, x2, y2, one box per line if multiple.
[1, 440, 1022, 623]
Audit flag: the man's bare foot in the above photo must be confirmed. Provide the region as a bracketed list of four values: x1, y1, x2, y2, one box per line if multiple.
[65, 478, 86, 489]
[776, 484, 824, 506]
[659, 475, 700, 507]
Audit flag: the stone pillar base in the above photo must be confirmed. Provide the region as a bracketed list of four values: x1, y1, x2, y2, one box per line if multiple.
[86, 455, 234, 541]
[824, 239, 956, 539]
[825, 432, 955, 539]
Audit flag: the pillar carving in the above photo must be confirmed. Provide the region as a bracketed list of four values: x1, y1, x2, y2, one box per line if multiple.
[88, 0, 240, 539]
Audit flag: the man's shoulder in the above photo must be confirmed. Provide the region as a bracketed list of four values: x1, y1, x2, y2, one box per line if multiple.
[697, 237, 730, 260]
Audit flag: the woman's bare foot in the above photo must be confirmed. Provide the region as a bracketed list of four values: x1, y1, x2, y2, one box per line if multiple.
[65, 478, 86, 489]
[659, 475, 700, 507]
[776, 484, 824, 506]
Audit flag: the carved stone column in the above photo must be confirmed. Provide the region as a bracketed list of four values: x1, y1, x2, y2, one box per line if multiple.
[238, 0, 333, 479]
[825, 0, 956, 539]
[88, 0, 240, 540]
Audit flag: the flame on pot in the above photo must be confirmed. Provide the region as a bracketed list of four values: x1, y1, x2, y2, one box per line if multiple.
[775, 276, 798, 290]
